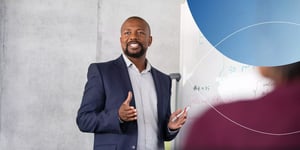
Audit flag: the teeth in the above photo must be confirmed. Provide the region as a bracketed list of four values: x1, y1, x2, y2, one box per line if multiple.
[130, 43, 139, 48]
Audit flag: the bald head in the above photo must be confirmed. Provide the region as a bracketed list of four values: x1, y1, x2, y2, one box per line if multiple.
[121, 16, 151, 35]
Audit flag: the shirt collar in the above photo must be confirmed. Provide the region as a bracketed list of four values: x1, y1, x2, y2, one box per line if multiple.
[122, 54, 152, 73]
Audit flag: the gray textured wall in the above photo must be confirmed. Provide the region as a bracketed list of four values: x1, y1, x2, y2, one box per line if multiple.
[0, 0, 97, 149]
[0, 0, 4, 135]
[0, 0, 180, 149]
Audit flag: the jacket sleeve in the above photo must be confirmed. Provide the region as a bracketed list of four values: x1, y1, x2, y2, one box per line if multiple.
[163, 75, 179, 141]
[76, 63, 123, 134]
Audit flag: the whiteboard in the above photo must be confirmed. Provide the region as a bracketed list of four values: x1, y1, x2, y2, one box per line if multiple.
[176, 3, 274, 147]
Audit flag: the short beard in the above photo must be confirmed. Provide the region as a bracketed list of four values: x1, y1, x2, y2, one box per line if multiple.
[124, 43, 146, 58]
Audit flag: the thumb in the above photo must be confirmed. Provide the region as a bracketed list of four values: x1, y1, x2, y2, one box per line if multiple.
[123, 91, 132, 105]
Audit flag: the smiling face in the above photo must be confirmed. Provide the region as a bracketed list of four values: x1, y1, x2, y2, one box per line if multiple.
[120, 17, 152, 59]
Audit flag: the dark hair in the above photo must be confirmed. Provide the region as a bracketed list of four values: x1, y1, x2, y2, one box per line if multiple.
[277, 61, 300, 81]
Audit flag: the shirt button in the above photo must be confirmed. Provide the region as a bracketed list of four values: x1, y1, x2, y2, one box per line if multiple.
[131, 145, 136, 149]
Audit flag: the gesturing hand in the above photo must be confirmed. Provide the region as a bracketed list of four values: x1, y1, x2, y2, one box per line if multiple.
[168, 109, 187, 130]
[118, 91, 137, 122]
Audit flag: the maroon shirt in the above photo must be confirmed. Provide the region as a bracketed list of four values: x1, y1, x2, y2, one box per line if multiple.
[183, 79, 300, 150]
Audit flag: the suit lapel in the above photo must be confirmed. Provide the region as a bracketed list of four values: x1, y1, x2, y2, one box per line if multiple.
[151, 68, 164, 122]
[114, 55, 135, 107]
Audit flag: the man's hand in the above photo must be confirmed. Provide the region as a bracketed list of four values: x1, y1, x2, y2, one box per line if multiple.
[168, 109, 187, 130]
[118, 91, 137, 122]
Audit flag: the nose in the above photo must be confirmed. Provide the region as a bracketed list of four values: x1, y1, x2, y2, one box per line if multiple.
[129, 32, 138, 41]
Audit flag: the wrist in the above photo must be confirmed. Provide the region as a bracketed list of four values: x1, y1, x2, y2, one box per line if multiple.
[119, 117, 124, 124]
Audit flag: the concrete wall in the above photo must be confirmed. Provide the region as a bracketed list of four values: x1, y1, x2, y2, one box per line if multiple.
[0, 0, 180, 149]
[0, 0, 97, 149]
[0, 0, 4, 135]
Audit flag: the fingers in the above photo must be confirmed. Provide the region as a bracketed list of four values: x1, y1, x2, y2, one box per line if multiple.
[168, 109, 188, 130]
[174, 109, 182, 115]
[173, 106, 190, 122]
[119, 91, 137, 122]
[170, 109, 183, 122]
[123, 107, 137, 121]
[123, 91, 132, 105]
[119, 106, 137, 122]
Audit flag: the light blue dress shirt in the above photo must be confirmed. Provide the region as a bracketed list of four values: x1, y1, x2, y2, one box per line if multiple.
[123, 54, 160, 150]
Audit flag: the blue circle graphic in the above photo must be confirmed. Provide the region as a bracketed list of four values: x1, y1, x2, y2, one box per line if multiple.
[188, 0, 300, 66]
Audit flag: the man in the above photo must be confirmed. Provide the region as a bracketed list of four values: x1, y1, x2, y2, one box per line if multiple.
[76, 16, 187, 150]
[183, 61, 300, 150]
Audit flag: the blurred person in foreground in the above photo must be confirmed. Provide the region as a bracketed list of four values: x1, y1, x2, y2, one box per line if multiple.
[183, 61, 300, 150]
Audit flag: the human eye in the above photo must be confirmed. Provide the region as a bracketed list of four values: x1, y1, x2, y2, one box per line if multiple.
[137, 31, 145, 35]
[124, 31, 131, 36]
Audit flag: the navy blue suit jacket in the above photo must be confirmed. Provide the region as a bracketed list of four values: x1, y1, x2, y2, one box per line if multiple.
[76, 55, 177, 150]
